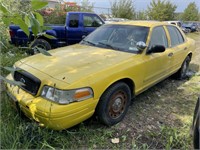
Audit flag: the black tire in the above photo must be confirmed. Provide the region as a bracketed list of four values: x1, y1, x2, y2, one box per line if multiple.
[193, 97, 200, 149]
[96, 82, 131, 126]
[193, 116, 199, 149]
[29, 39, 51, 55]
[174, 56, 190, 79]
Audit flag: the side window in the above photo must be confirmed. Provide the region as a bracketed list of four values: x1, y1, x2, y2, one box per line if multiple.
[69, 14, 79, 28]
[83, 15, 103, 27]
[177, 22, 181, 27]
[175, 28, 184, 44]
[167, 26, 184, 46]
[171, 22, 176, 25]
[93, 16, 104, 27]
[149, 26, 168, 48]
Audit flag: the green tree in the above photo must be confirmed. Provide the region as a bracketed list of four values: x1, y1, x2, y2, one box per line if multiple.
[181, 2, 199, 21]
[135, 11, 148, 20]
[147, 0, 177, 21]
[41, 4, 66, 24]
[111, 0, 135, 19]
[199, 13, 200, 20]
[0, 0, 52, 86]
[0, 0, 49, 37]
[80, 0, 94, 12]
[0, 0, 31, 49]
[0, 0, 54, 55]
[174, 12, 182, 20]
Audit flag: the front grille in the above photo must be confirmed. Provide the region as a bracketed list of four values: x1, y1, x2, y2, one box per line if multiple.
[13, 70, 41, 95]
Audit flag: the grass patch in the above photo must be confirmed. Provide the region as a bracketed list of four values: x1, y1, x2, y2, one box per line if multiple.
[186, 32, 200, 40]
[1, 33, 200, 149]
[0, 91, 117, 149]
[147, 125, 191, 149]
[0, 46, 27, 76]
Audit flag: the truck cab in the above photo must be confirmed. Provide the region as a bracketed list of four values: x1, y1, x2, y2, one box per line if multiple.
[66, 12, 104, 44]
[9, 12, 105, 51]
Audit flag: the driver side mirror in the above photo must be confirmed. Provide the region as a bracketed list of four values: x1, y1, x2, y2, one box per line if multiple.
[82, 35, 86, 39]
[136, 41, 147, 51]
[147, 45, 165, 54]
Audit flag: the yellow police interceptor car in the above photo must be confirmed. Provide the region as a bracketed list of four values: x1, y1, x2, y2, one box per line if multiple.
[6, 21, 195, 130]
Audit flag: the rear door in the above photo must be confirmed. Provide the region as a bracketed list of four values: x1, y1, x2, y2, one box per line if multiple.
[166, 25, 188, 73]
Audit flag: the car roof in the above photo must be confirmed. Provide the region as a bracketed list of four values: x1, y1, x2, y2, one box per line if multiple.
[110, 20, 169, 27]
[67, 11, 97, 15]
[167, 21, 181, 23]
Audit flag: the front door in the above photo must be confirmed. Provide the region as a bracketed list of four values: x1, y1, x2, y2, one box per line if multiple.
[67, 13, 83, 44]
[143, 26, 171, 89]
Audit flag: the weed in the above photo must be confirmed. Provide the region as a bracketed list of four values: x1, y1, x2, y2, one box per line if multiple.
[0, 32, 199, 149]
[0, 48, 27, 76]
[146, 124, 192, 149]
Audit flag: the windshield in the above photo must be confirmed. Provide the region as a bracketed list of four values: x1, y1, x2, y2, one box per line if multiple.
[80, 24, 149, 53]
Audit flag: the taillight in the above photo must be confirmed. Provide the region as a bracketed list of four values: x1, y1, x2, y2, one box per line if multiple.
[9, 30, 14, 37]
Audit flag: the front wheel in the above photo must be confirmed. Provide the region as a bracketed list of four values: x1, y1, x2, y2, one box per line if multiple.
[29, 39, 51, 55]
[96, 82, 131, 126]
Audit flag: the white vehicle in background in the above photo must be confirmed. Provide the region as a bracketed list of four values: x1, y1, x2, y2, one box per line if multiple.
[167, 21, 190, 33]
[167, 21, 182, 27]
[105, 18, 129, 24]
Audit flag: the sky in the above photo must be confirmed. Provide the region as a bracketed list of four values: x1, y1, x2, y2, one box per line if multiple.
[74, 0, 200, 14]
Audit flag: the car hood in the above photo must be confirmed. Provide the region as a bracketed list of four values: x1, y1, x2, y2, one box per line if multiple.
[19, 44, 135, 84]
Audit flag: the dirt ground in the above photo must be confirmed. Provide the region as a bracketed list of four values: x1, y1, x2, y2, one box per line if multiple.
[109, 33, 200, 149]
[1, 33, 199, 149]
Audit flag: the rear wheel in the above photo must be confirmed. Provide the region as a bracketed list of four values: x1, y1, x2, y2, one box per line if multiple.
[174, 56, 190, 79]
[96, 82, 131, 126]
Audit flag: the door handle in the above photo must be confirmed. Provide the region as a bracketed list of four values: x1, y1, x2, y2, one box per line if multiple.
[168, 52, 173, 57]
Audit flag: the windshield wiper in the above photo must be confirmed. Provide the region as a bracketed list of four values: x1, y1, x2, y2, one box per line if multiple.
[81, 39, 96, 46]
[98, 42, 118, 50]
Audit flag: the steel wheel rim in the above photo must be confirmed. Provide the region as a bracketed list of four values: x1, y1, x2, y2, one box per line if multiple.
[33, 43, 47, 54]
[37, 43, 47, 49]
[181, 60, 188, 77]
[108, 90, 128, 119]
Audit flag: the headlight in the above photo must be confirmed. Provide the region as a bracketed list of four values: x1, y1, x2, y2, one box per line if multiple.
[41, 86, 93, 104]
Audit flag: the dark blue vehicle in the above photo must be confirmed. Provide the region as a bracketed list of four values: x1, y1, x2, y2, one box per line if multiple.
[182, 23, 198, 32]
[9, 12, 104, 50]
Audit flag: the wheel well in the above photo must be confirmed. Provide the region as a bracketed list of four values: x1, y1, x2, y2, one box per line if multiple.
[95, 78, 135, 115]
[104, 78, 135, 98]
[38, 36, 52, 46]
[188, 53, 192, 61]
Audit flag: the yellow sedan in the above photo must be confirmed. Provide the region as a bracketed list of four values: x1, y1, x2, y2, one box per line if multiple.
[6, 21, 195, 130]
